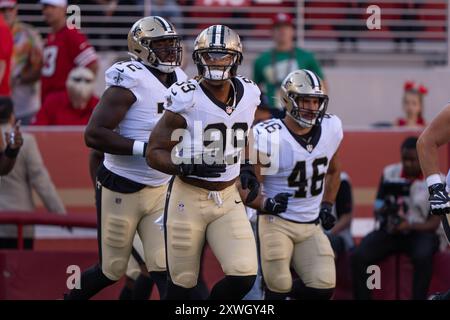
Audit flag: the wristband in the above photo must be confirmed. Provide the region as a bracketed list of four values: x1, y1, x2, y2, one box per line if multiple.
[132, 141, 146, 157]
[426, 174, 442, 187]
[4, 146, 19, 158]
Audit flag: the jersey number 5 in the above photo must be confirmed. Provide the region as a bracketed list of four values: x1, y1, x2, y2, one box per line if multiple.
[288, 157, 328, 198]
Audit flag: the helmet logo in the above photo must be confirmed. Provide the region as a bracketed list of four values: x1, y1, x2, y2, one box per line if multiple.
[133, 27, 142, 38]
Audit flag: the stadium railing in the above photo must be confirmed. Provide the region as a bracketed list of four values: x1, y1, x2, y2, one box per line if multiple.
[16, 0, 449, 66]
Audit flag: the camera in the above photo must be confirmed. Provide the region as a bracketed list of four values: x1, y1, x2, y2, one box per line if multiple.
[377, 180, 411, 233]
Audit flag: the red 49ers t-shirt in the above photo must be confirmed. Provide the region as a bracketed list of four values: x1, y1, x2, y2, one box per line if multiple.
[33, 90, 99, 126]
[41, 26, 97, 104]
[0, 15, 13, 96]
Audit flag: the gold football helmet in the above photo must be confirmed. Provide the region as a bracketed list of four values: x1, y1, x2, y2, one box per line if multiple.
[280, 69, 328, 128]
[127, 16, 182, 73]
[192, 25, 242, 81]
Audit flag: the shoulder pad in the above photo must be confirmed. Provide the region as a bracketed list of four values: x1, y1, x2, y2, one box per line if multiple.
[236, 75, 258, 86]
[252, 120, 282, 155]
[105, 61, 145, 89]
[255, 119, 283, 134]
[164, 79, 198, 114]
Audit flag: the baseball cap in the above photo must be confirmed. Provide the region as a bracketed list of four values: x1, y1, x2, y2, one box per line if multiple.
[40, 0, 68, 7]
[272, 13, 294, 27]
[0, 0, 17, 9]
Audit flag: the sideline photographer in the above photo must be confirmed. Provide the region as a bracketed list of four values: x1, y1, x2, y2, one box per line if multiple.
[351, 137, 446, 300]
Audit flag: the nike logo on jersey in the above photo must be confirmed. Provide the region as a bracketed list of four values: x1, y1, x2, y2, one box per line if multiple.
[171, 89, 178, 96]
[235, 200, 242, 204]
[116, 68, 124, 73]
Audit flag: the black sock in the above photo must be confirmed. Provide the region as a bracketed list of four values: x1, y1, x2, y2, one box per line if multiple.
[188, 277, 209, 300]
[132, 274, 154, 300]
[149, 271, 167, 299]
[64, 264, 116, 300]
[165, 279, 192, 300]
[119, 286, 133, 300]
[290, 279, 334, 300]
[208, 275, 256, 300]
[264, 288, 288, 300]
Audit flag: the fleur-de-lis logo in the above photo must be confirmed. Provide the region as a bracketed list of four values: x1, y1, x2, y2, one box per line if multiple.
[114, 72, 124, 85]
[133, 27, 142, 38]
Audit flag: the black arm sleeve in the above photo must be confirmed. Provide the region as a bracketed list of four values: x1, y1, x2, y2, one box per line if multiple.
[335, 180, 353, 218]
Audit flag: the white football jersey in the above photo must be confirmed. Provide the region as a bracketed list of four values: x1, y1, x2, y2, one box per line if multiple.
[164, 76, 260, 182]
[254, 115, 343, 222]
[103, 60, 187, 186]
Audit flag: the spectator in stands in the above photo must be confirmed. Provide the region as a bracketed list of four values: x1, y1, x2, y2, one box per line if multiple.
[0, 2, 13, 96]
[396, 81, 427, 128]
[150, 0, 182, 22]
[33, 67, 98, 125]
[0, 0, 44, 125]
[325, 172, 354, 258]
[0, 96, 22, 175]
[351, 137, 446, 300]
[0, 96, 66, 249]
[335, 1, 362, 52]
[40, 0, 98, 105]
[253, 13, 325, 117]
[391, 1, 424, 52]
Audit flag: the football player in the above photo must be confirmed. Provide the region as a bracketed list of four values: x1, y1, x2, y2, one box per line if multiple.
[417, 103, 450, 300]
[245, 69, 342, 300]
[65, 16, 185, 299]
[146, 25, 260, 300]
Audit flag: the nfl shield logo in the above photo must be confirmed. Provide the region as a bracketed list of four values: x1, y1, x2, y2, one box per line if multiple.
[226, 106, 233, 114]
[307, 144, 313, 153]
[178, 203, 185, 212]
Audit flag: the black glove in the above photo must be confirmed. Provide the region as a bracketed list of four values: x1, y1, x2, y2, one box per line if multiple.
[319, 202, 336, 231]
[240, 161, 260, 204]
[262, 193, 292, 215]
[428, 183, 450, 215]
[178, 160, 226, 178]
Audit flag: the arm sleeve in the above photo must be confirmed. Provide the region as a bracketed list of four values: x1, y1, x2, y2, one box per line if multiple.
[25, 136, 66, 214]
[335, 180, 353, 217]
